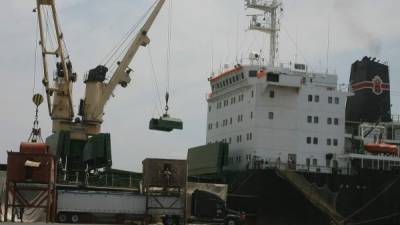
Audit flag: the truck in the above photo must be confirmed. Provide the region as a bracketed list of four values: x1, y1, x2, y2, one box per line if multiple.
[55, 185, 244, 225]
[188, 190, 243, 225]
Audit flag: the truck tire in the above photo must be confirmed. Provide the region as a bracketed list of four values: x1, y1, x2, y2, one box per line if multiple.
[162, 216, 174, 225]
[225, 218, 237, 225]
[71, 214, 80, 223]
[115, 214, 125, 224]
[58, 213, 68, 223]
[172, 215, 180, 225]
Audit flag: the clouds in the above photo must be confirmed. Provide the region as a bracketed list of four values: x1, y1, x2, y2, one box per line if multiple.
[1, 0, 399, 171]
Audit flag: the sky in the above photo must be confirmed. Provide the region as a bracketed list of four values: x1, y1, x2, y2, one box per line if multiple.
[1, 0, 400, 172]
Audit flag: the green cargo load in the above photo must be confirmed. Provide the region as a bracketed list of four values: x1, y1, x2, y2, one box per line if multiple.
[149, 114, 183, 132]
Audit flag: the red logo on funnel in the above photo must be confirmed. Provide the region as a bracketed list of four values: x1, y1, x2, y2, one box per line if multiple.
[372, 76, 383, 95]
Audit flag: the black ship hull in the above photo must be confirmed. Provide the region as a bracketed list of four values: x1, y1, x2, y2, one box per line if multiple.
[225, 169, 400, 225]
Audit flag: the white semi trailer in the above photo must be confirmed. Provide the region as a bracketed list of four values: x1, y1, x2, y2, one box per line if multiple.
[56, 187, 184, 224]
[56, 159, 188, 224]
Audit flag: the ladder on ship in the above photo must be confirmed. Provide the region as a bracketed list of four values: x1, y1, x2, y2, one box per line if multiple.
[275, 169, 344, 224]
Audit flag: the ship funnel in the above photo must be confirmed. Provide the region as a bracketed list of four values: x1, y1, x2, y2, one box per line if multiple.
[346, 56, 391, 124]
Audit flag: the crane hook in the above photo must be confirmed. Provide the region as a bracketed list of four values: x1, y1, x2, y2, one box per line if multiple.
[164, 92, 169, 115]
[148, 92, 183, 132]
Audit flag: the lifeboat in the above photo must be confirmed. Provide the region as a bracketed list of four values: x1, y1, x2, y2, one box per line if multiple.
[364, 143, 398, 155]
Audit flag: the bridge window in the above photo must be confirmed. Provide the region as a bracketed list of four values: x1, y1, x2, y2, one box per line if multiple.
[246, 133, 253, 141]
[231, 96, 236, 104]
[334, 118, 339, 125]
[269, 90, 275, 98]
[238, 94, 244, 102]
[249, 70, 257, 77]
[237, 114, 243, 122]
[315, 95, 320, 102]
[267, 73, 279, 82]
[268, 112, 274, 120]
[236, 135, 243, 143]
[224, 100, 228, 107]
[327, 138, 332, 146]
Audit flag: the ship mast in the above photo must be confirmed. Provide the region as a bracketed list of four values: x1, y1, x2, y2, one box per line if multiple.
[245, 0, 281, 67]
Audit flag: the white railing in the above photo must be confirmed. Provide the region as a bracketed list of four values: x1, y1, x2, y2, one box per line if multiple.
[392, 115, 400, 123]
[246, 0, 277, 7]
[245, 159, 349, 175]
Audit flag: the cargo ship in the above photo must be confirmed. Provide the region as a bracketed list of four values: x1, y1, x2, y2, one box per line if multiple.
[187, 1, 400, 225]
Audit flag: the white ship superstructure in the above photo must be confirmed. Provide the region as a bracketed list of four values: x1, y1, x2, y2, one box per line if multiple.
[206, 60, 348, 173]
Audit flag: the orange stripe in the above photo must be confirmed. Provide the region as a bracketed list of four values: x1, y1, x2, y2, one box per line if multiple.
[210, 67, 242, 82]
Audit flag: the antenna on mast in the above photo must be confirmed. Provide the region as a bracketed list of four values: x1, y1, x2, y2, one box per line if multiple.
[245, 0, 281, 67]
[326, 15, 331, 74]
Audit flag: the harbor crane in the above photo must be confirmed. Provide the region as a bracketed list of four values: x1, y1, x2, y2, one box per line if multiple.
[35, 0, 181, 180]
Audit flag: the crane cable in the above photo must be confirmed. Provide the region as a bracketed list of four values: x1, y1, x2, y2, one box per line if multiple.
[45, 7, 70, 59]
[107, 2, 158, 77]
[147, 47, 164, 116]
[33, 8, 46, 102]
[339, 173, 400, 225]
[143, 0, 174, 117]
[44, 8, 56, 55]
[33, 14, 40, 95]
[30, 10, 44, 144]
[43, 7, 59, 69]
[164, 0, 173, 115]
[145, 0, 173, 117]
[100, 1, 158, 71]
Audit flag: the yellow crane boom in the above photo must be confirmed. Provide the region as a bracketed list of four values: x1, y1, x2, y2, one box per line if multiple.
[82, 0, 166, 135]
